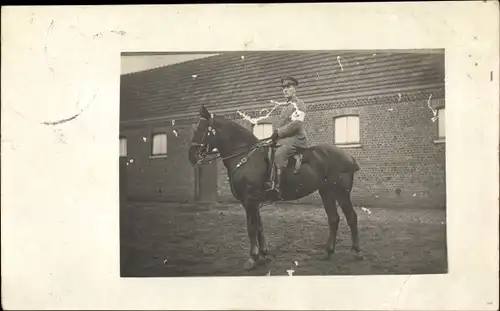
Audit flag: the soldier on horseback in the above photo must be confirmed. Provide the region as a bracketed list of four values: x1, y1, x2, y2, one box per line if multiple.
[190, 98, 362, 269]
[267, 76, 309, 198]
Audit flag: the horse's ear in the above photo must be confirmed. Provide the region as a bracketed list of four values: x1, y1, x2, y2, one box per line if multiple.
[200, 105, 211, 119]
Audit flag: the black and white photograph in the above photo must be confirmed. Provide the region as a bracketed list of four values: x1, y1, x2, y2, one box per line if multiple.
[3, 3, 498, 310]
[119, 50, 447, 277]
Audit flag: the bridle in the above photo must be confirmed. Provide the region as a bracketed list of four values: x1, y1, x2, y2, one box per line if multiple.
[192, 114, 274, 166]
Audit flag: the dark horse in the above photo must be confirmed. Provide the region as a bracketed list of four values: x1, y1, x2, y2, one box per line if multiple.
[188, 105, 362, 271]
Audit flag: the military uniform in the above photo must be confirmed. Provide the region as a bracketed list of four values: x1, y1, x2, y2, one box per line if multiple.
[274, 97, 309, 168]
[269, 76, 309, 196]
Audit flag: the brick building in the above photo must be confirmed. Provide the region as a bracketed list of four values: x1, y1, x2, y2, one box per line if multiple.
[119, 51, 446, 209]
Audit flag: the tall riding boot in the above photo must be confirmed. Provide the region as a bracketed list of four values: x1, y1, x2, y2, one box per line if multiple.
[275, 168, 283, 199]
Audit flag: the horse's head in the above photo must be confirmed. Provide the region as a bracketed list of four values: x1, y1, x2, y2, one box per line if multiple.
[188, 105, 220, 165]
[188, 104, 262, 165]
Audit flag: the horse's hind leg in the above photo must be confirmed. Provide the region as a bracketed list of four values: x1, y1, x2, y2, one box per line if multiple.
[319, 188, 339, 260]
[335, 173, 363, 260]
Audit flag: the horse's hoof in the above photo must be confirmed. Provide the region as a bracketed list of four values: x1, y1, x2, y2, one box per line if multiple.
[244, 258, 257, 270]
[352, 249, 364, 260]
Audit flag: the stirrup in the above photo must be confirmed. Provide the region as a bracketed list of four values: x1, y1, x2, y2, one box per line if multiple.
[273, 186, 283, 200]
[265, 181, 276, 191]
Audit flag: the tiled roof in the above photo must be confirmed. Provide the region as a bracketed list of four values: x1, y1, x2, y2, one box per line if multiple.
[120, 51, 445, 123]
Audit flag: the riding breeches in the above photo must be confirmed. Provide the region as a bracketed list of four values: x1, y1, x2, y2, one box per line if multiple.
[274, 144, 297, 169]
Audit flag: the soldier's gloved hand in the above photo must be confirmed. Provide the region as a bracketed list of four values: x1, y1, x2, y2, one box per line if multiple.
[270, 130, 280, 142]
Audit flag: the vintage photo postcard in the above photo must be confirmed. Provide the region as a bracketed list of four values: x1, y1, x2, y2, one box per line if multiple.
[2, 3, 499, 310]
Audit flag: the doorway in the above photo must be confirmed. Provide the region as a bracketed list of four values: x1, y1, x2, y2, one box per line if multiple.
[195, 161, 218, 202]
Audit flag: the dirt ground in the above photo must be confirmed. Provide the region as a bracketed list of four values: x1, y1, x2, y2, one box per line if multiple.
[120, 201, 447, 277]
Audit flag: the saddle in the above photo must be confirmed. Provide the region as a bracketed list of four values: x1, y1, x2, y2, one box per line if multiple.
[266, 144, 307, 184]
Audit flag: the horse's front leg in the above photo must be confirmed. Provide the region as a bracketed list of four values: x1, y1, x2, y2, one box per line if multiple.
[243, 200, 260, 270]
[256, 209, 270, 259]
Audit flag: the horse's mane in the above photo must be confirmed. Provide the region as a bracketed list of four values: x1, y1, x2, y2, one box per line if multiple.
[214, 115, 259, 145]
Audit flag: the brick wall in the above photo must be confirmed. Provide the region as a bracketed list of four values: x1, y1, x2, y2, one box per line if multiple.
[121, 96, 446, 209]
[120, 123, 196, 202]
[357, 98, 445, 208]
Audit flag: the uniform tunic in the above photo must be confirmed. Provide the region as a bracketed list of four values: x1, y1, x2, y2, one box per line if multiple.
[274, 98, 309, 168]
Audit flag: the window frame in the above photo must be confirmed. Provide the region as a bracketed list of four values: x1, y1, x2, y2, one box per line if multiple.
[333, 114, 361, 148]
[252, 122, 274, 140]
[150, 132, 168, 157]
[435, 107, 446, 144]
[119, 136, 128, 157]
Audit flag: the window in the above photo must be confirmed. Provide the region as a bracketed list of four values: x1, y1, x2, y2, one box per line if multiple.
[437, 108, 445, 139]
[152, 133, 167, 156]
[334, 115, 360, 145]
[253, 123, 274, 140]
[119, 137, 127, 157]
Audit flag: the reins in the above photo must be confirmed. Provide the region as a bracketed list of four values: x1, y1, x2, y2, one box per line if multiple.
[195, 136, 275, 165]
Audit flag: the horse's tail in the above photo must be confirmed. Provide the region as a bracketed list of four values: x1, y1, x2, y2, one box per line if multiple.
[351, 157, 361, 172]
